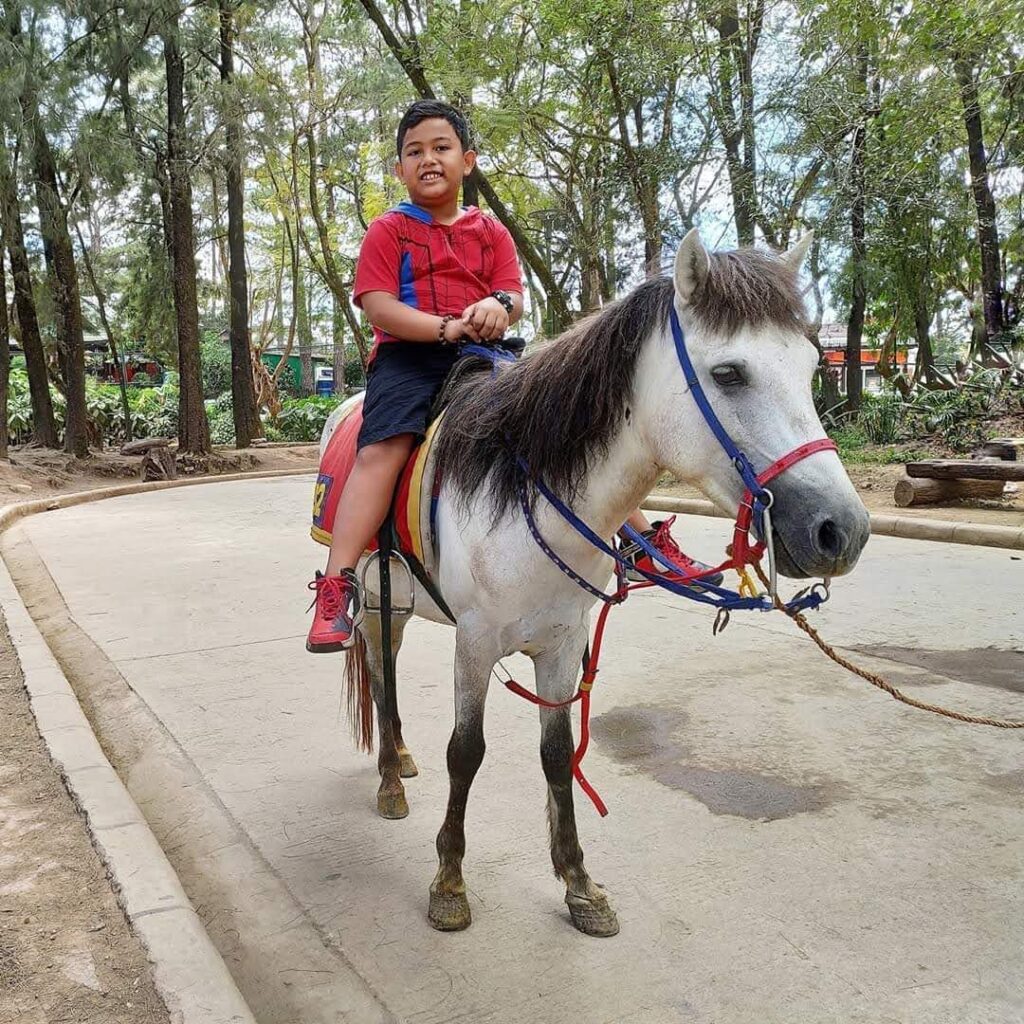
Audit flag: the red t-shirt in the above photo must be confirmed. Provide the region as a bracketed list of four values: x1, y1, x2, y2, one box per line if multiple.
[353, 202, 523, 358]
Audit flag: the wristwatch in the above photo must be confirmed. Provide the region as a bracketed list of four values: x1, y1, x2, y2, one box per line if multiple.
[491, 290, 514, 315]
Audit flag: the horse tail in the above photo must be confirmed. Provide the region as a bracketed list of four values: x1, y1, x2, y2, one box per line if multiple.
[344, 630, 375, 753]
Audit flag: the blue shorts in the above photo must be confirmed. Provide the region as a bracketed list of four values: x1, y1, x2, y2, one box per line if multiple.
[357, 342, 461, 450]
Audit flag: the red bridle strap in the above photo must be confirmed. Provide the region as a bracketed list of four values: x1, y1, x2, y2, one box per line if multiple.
[731, 438, 839, 566]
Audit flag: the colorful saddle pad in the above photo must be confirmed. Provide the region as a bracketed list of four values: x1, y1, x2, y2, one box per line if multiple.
[310, 396, 443, 577]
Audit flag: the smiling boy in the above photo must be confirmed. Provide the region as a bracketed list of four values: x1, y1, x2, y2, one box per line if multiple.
[307, 100, 524, 652]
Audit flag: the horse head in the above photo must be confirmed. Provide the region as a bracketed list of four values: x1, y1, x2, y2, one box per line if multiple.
[640, 230, 870, 579]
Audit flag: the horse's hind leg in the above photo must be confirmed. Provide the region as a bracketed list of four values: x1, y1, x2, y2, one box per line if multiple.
[533, 633, 620, 937]
[428, 633, 494, 932]
[361, 612, 412, 818]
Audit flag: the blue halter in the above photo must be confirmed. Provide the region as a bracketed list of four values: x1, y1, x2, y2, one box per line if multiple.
[518, 305, 829, 616]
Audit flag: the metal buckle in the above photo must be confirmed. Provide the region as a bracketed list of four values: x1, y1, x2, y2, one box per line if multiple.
[361, 551, 416, 616]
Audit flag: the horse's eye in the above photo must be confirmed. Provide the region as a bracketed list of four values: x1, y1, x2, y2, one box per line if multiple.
[711, 364, 745, 387]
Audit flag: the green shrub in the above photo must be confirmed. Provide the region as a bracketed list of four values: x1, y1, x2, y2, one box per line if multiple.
[859, 389, 905, 444]
[200, 332, 232, 399]
[275, 395, 344, 442]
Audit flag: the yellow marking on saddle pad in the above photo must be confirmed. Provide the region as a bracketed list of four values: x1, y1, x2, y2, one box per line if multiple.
[406, 414, 444, 565]
[310, 408, 444, 566]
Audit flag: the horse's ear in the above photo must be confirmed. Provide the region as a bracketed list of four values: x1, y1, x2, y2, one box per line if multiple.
[781, 231, 814, 273]
[674, 228, 709, 304]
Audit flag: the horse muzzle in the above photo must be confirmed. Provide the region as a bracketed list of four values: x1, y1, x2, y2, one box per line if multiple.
[764, 482, 871, 579]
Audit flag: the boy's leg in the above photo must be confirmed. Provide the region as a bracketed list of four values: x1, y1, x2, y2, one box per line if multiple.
[308, 435, 415, 653]
[619, 508, 725, 587]
[327, 435, 416, 573]
[625, 509, 651, 534]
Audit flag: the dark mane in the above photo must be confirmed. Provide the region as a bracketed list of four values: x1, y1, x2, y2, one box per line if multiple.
[434, 247, 807, 517]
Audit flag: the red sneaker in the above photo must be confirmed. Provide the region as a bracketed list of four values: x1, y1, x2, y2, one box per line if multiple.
[306, 570, 363, 653]
[621, 517, 724, 587]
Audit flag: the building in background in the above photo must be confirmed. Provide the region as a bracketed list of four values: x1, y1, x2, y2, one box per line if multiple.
[818, 323, 910, 393]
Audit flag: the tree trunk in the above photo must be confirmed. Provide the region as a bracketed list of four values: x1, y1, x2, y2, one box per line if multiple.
[710, 6, 759, 246]
[913, 293, 936, 386]
[0, 230, 11, 459]
[954, 57, 1003, 341]
[73, 219, 132, 442]
[296, 265, 314, 395]
[164, 11, 211, 455]
[27, 133, 89, 456]
[894, 475, 1004, 507]
[326, 180, 346, 394]
[219, 0, 261, 447]
[845, 42, 869, 413]
[0, 142, 56, 446]
[332, 299, 346, 395]
[13, 17, 89, 458]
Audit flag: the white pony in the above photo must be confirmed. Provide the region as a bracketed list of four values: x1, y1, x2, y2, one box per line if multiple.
[320, 230, 870, 937]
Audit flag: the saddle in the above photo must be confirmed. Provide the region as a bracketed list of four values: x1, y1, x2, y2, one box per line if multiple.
[311, 399, 444, 581]
[310, 340, 523, 584]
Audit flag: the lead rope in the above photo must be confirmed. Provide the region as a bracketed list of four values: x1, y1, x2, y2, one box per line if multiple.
[754, 564, 1024, 729]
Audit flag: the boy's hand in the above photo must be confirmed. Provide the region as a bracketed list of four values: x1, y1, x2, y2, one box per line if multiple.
[443, 316, 479, 343]
[462, 298, 509, 341]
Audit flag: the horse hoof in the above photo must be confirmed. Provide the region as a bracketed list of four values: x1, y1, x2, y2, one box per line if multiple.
[565, 891, 620, 937]
[399, 752, 419, 778]
[428, 889, 472, 931]
[376, 788, 409, 819]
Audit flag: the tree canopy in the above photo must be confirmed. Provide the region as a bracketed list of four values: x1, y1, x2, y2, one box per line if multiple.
[0, 0, 1021, 452]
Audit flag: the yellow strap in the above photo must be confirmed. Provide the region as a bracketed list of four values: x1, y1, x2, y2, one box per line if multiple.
[737, 567, 760, 599]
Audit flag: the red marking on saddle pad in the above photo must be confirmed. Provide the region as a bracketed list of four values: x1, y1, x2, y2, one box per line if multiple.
[310, 397, 417, 557]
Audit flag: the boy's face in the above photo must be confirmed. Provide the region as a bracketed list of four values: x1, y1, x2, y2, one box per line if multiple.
[395, 118, 476, 208]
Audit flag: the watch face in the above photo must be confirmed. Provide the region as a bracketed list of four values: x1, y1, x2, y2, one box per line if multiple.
[493, 290, 513, 312]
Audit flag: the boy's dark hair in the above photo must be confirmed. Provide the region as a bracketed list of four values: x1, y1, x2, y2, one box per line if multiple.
[396, 100, 472, 157]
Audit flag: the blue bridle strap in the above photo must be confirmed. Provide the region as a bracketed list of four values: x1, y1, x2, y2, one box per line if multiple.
[670, 306, 765, 501]
[514, 305, 828, 616]
[518, 467, 792, 612]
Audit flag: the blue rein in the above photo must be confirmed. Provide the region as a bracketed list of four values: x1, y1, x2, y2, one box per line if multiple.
[516, 306, 827, 616]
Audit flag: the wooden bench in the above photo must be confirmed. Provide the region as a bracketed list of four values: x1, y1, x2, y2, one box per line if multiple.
[894, 457, 1022, 507]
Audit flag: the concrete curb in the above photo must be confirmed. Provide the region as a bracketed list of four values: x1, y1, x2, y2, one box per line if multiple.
[0, 476, 295, 1024]
[643, 494, 1024, 551]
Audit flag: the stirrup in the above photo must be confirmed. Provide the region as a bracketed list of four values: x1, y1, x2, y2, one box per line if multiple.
[361, 549, 416, 616]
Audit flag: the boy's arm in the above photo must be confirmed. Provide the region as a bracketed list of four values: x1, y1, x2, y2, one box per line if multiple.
[361, 291, 480, 343]
[461, 218, 525, 339]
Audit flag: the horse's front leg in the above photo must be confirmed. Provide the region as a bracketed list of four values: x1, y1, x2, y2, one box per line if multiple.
[534, 631, 620, 937]
[428, 631, 494, 931]
[361, 612, 412, 819]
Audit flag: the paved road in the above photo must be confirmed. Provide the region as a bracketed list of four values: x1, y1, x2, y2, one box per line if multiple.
[20, 477, 1024, 1024]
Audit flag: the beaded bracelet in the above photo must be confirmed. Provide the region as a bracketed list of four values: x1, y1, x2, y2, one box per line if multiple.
[438, 314, 456, 344]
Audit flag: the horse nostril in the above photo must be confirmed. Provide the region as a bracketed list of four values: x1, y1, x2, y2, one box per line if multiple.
[816, 518, 843, 558]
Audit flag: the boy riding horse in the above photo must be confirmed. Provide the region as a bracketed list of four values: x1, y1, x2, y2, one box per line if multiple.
[307, 100, 720, 653]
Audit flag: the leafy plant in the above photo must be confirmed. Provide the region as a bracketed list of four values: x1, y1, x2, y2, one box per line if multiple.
[275, 395, 344, 442]
[859, 389, 905, 444]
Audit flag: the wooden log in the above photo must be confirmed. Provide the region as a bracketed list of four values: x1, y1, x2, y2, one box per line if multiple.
[141, 448, 177, 481]
[974, 437, 1024, 461]
[905, 459, 1024, 481]
[894, 475, 1006, 507]
[120, 436, 172, 456]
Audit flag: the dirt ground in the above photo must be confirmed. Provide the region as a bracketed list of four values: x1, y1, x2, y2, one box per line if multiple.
[0, 443, 317, 1024]
[0, 614, 169, 1024]
[0, 439, 1019, 1023]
